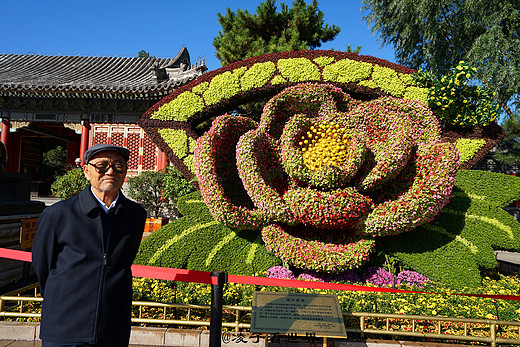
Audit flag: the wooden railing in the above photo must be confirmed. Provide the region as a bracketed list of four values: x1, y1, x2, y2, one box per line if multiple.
[1, 284, 520, 346]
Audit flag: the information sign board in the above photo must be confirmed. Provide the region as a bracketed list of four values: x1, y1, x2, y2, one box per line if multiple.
[250, 291, 347, 337]
[20, 218, 38, 250]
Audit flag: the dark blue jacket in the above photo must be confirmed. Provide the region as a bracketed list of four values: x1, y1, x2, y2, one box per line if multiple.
[32, 186, 146, 346]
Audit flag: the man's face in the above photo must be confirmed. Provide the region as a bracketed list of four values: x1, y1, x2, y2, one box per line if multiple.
[83, 151, 127, 193]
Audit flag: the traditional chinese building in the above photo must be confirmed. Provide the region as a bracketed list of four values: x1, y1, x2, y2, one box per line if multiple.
[0, 48, 206, 191]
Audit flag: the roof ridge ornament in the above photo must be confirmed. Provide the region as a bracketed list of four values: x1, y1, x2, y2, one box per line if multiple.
[151, 62, 169, 83]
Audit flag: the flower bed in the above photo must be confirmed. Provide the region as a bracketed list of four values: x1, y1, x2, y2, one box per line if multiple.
[131, 274, 520, 323]
[138, 50, 429, 182]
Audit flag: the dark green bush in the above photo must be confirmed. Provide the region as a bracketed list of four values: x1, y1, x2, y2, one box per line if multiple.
[43, 145, 67, 175]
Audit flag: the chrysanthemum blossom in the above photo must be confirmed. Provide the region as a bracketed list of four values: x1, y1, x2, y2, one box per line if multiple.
[194, 83, 459, 273]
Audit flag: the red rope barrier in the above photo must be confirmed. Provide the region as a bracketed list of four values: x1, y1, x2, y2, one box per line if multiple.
[1, 248, 519, 301]
[0, 247, 32, 262]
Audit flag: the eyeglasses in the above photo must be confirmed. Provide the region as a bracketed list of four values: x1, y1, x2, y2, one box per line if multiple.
[88, 161, 127, 174]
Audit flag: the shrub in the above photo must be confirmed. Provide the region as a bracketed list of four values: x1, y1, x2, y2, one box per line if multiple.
[378, 169, 520, 288]
[415, 61, 500, 127]
[42, 145, 67, 177]
[51, 168, 89, 200]
[126, 167, 194, 218]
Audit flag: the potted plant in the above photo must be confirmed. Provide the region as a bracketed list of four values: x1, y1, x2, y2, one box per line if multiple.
[126, 167, 195, 233]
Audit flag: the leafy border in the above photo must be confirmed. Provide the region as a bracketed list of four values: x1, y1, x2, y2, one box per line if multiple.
[138, 50, 426, 182]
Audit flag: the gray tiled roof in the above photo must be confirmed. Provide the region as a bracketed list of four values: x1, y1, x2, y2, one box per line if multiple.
[0, 48, 206, 97]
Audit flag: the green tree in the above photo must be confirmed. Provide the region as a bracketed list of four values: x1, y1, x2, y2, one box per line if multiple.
[494, 111, 520, 165]
[162, 167, 196, 207]
[43, 146, 67, 175]
[361, 0, 520, 117]
[138, 50, 155, 59]
[213, 0, 340, 66]
[126, 168, 195, 218]
[346, 45, 362, 54]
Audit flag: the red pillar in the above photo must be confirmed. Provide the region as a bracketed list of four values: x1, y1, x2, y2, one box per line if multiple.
[66, 142, 79, 167]
[157, 149, 168, 171]
[1, 118, 10, 150]
[80, 121, 90, 165]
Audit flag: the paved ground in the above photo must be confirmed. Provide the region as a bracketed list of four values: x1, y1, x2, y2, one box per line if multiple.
[0, 340, 474, 347]
[29, 196, 60, 206]
[0, 322, 479, 347]
[0, 344, 155, 347]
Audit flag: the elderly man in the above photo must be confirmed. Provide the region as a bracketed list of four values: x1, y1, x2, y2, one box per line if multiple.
[33, 144, 147, 347]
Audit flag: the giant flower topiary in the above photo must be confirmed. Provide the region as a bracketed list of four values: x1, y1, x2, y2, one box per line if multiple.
[194, 83, 460, 273]
[138, 50, 517, 288]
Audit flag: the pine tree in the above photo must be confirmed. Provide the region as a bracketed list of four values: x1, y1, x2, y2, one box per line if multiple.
[213, 0, 340, 66]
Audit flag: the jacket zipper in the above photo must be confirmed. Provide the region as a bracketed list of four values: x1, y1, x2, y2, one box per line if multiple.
[93, 211, 112, 343]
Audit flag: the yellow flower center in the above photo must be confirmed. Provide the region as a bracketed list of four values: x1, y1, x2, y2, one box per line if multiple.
[298, 122, 351, 171]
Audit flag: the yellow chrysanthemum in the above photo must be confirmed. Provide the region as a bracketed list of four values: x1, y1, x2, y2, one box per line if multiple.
[299, 121, 351, 171]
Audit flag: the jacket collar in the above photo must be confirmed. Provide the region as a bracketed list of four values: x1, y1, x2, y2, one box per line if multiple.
[79, 185, 128, 216]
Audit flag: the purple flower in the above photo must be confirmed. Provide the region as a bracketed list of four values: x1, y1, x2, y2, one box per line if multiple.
[266, 266, 296, 280]
[268, 266, 430, 288]
[396, 270, 430, 287]
[363, 267, 395, 287]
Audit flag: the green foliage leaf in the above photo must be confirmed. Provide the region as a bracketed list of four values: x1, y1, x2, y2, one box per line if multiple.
[152, 91, 204, 121]
[322, 58, 372, 83]
[455, 139, 486, 165]
[494, 111, 520, 165]
[203, 68, 246, 105]
[241, 61, 277, 91]
[362, 0, 520, 113]
[43, 146, 67, 174]
[134, 191, 281, 275]
[371, 65, 405, 97]
[378, 169, 520, 288]
[127, 168, 194, 218]
[277, 58, 320, 82]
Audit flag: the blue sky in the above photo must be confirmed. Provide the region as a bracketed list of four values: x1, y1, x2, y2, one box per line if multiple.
[2, 0, 396, 71]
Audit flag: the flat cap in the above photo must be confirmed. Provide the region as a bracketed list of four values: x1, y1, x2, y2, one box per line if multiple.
[84, 144, 130, 163]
